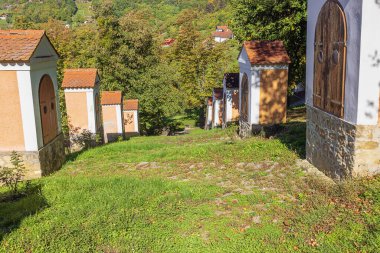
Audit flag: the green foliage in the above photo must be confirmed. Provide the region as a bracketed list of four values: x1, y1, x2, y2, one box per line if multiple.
[0, 152, 26, 195]
[231, 0, 307, 87]
[128, 62, 184, 135]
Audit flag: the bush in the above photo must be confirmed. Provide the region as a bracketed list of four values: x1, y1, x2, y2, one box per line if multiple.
[0, 151, 26, 195]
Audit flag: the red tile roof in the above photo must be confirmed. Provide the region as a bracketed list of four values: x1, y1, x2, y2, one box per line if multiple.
[213, 88, 224, 100]
[243, 40, 291, 65]
[0, 30, 47, 62]
[62, 68, 98, 89]
[123, 99, 139, 110]
[224, 73, 239, 89]
[162, 38, 175, 47]
[101, 91, 122, 105]
[212, 26, 233, 39]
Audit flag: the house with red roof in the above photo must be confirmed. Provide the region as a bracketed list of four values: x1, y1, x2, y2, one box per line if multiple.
[238, 40, 291, 137]
[212, 26, 233, 43]
[62, 68, 103, 144]
[101, 91, 124, 143]
[162, 38, 175, 48]
[123, 99, 139, 137]
[0, 30, 65, 179]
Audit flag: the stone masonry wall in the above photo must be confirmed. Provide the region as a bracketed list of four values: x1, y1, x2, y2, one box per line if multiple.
[39, 133, 66, 176]
[0, 133, 65, 180]
[307, 105, 380, 180]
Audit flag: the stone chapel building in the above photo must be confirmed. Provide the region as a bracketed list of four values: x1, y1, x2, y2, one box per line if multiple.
[306, 0, 380, 179]
[0, 30, 65, 179]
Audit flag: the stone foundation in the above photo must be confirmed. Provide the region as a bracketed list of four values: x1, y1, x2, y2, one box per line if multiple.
[0, 133, 66, 179]
[239, 120, 252, 138]
[306, 105, 380, 180]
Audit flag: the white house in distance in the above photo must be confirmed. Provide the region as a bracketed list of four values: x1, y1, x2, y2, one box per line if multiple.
[212, 26, 233, 43]
[101, 91, 124, 143]
[205, 97, 213, 130]
[123, 99, 139, 137]
[238, 40, 290, 137]
[62, 68, 103, 140]
[306, 0, 380, 180]
[212, 88, 224, 127]
[0, 30, 65, 179]
[222, 73, 240, 128]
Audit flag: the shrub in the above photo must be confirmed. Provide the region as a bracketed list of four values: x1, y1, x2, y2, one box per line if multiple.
[0, 151, 26, 195]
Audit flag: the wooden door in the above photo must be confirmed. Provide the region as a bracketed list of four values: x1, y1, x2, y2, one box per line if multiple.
[313, 0, 347, 118]
[39, 75, 58, 145]
[241, 74, 249, 122]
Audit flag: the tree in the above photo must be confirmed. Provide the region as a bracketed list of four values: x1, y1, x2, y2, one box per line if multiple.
[128, 62, 184, 135]
[231, 0, 307, 88]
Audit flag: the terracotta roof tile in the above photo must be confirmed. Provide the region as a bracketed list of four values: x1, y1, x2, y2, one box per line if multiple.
[101, 91, 122, 105]
[224, 73, 239, 89]
[212, 26, 233, 39]
[0, 30, 45, 62]
[123, 99, 139, 110]
[62, 69, 98, 89]
[243, 40, 291, 65]
[213, 88, 224, 100]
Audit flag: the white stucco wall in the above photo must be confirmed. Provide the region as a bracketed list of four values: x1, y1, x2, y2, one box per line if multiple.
[206, 104, 213, 125]
[116, 104, 123, 134]
[356, 1, 380, 125]
[306, 0, 380, 125]
[213, 100, 221, 127]
[238, 47, 254, 124]
[223, 89, 233, 123]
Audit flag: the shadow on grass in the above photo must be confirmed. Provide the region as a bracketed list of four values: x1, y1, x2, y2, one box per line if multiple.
[0, 183, 49, 242]
[276, 121, 306, 159]
[64, 149, 87, 164]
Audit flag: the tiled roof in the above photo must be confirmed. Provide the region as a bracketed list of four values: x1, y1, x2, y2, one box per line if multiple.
[62, 69, 98, 89]
[162, 38, 175, 47]
[213, 88, 224, 100]
[0, 30, 46, 62]
[123, 99, 139, 110]
[243, 40, 291, 65]
[224, 73, 239, 89]
[101, 91, 122, 105]
[212, 26, 233, 38]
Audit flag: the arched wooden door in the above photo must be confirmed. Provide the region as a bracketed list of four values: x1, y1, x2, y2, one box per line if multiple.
[39, 75, 58, 145]
[313, 0, 347, 118]
[240, 73, 249, 122]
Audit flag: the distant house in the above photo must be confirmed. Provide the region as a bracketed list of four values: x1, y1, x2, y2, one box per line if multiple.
[205, 97, 213, 130]
[0, 14, 8, 21]
[101, 91, 124, 143]
[212, 88, 224, 127]
[162, 38, 175, 47]
[123, 99, 139, 137]
[238, 40, 291, 137]
[62, 68, 103, 143]
[0, 30, 65, 179]
[222, 73, 240, 128]
[212, 26, 233, 43]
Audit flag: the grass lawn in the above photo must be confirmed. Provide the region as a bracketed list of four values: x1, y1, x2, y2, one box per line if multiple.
[1, 108, 379, 252]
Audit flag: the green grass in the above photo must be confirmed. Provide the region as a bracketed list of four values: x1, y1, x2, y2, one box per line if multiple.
[1, 119, 380, 252]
